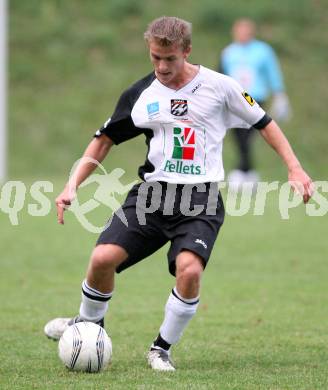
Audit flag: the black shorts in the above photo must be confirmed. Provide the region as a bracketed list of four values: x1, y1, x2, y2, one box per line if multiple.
[96, 182, 225, 276]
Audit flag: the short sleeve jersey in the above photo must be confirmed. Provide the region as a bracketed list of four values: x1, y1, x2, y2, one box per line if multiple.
[96, 65, 271, 184]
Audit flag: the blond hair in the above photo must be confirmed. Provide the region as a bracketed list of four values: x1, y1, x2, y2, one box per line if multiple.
[144, 16, 192, 51]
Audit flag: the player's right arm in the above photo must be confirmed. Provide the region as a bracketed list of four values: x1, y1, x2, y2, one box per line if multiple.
[56, 74, 154, 224]
[56, 134, 113, 224]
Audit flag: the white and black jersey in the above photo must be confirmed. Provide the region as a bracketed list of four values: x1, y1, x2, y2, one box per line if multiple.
[95, 65, 271, 184]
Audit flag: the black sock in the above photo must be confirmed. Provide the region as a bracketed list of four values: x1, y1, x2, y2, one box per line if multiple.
[152, 333, 171, 351]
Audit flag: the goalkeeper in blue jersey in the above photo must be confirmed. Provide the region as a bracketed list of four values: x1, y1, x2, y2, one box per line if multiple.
[220, 18, 291, 190]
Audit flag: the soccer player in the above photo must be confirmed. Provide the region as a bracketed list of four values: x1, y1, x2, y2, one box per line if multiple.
[220, 18, 291, 190]
[44, 16, 313, 371]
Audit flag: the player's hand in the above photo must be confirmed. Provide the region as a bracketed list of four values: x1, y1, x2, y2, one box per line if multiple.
[270, 92, 291, 123]
[55, 185, 77, 224]
[288, 166, 314, 204]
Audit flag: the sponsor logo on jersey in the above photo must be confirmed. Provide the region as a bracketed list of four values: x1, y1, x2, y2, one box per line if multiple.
[171, 99, 188, 116]
[147, 101, 160, 118]
[242, 91, 255, 106]
[163, 160, 202, 175]
[172, 127, 195, 160]
[163, 126, 202, 175]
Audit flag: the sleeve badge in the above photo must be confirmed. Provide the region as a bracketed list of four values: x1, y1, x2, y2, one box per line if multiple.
[242, 91, 256, 106]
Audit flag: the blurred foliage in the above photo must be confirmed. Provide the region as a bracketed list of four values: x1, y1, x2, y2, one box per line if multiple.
[9, 0, 328, 180]
[197, 0, 317, 30]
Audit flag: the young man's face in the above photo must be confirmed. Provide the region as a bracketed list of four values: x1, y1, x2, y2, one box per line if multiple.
[148, 40, 191, 87]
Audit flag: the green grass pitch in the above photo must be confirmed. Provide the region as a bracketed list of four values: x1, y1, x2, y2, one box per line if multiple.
[1, 187, 328, 390]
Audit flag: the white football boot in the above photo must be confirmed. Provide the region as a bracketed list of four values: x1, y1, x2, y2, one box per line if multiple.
[227, 169, 247, 192]
[44, 316, 104, 340]
[44, 317, 73, 340]
[227, 169, 259, 194]
[147, 347, 175, 371]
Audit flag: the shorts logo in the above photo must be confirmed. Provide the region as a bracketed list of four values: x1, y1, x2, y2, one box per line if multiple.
[242, 91, 255, 106]
[171, 99, 188, 116]
[172, 127, 195, 160]
[195, 238, 207, 249]
[147, 102, 159, 118]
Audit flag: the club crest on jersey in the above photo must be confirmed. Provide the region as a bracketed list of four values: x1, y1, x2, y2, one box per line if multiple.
[171, 99, 188, 117]
[242, 91, 255, 106]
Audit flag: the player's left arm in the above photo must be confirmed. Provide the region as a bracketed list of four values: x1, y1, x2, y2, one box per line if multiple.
[259, 120, 314, 203]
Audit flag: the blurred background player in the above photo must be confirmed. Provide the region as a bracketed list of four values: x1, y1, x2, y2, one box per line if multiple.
[219, 18, 291, 190]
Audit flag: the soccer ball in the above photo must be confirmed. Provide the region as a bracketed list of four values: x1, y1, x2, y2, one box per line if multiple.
[58, 322, 112, 372]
